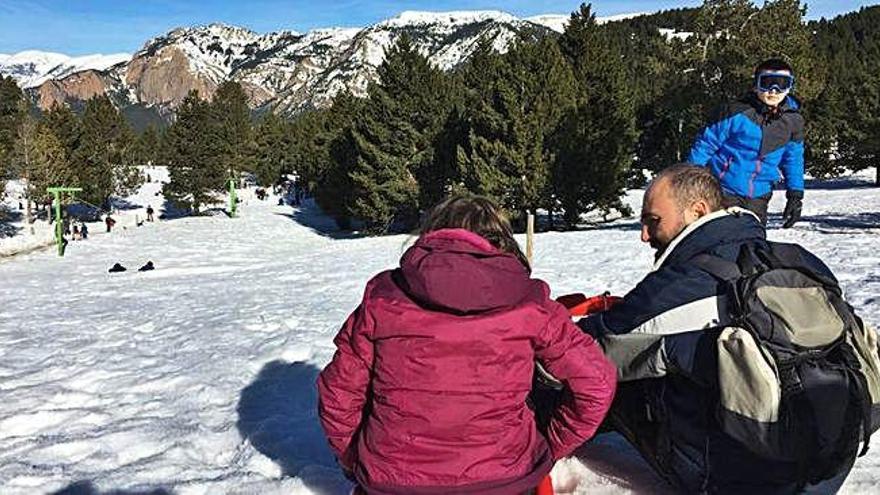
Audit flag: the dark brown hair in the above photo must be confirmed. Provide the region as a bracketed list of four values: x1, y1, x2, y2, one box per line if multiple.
[419, 194, 530, 271]
[755, 58, 794, 76]
[654, 164, 723, 212]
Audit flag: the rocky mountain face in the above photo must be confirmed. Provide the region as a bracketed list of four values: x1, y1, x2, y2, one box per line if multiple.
[1, 11, 592, 123]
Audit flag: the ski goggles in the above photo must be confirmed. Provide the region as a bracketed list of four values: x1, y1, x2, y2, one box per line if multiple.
[756, 72, 794, 93]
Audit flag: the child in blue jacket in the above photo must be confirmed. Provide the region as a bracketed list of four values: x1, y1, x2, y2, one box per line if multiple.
[687, 58, 804, 227]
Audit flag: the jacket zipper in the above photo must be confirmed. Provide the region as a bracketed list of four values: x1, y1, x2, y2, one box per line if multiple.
[718, 156, 733, 181]
[748, 157, 763, 198]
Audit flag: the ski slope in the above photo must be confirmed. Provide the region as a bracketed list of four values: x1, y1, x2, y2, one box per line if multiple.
[0, 169, 878, 494]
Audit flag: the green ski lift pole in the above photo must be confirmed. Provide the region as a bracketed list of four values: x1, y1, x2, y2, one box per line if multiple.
[228, 177, 237, 218]
[47, 186, 83, 256]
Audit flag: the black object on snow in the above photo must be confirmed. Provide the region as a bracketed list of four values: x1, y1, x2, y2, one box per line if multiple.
[138, 261, 155, 272]
[109, 263, 127, 273]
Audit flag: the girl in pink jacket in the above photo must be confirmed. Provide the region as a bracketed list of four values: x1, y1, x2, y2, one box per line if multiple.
[317, 195, 616, 495]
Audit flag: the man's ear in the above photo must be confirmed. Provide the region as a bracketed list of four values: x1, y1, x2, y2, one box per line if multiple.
[692, 199, 711, 218]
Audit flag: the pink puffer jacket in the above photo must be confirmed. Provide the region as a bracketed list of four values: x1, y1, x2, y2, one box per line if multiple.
[317, 229, 616, 495]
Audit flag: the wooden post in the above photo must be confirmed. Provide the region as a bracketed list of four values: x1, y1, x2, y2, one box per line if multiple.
[526, 212, 535, 266]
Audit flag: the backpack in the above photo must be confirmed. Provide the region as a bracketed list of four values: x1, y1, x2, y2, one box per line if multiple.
[694, 241, 880, 482]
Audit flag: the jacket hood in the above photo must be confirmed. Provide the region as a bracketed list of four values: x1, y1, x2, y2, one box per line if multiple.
[398, 229, 533, 314]
[653, 207, 766, 270]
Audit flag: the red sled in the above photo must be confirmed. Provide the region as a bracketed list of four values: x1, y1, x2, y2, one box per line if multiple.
[556, 292, 623, 317]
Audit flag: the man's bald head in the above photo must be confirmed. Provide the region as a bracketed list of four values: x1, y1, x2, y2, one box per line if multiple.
[650, 165, 723, 212]
[641, 165, 723, 252]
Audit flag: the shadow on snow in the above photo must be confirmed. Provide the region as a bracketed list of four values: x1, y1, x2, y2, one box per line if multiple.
[51, 480, 173, 495]
[0, 205, 23, 238]
[236, 360, 352, 495]
[574, 433, 675, 494]
[274, 199, 365, 240]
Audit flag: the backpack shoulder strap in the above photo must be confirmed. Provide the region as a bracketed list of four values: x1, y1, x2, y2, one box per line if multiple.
[692, 253, 742, 282]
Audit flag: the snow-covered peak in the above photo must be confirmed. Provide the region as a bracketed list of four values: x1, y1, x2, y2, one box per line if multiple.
[597, 12, 651, 24]
[0, 50, 131, 88]
[136, 23, 280, 82]
[2, 50, 69, 72]
[379, 10, 521, 28]
[526, 14, 570, 33]
[524, 11, 650, 33]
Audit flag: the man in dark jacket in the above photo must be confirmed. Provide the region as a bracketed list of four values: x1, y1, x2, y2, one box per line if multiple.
[580, 165, 853, 493]
[687, 58, 804, 227]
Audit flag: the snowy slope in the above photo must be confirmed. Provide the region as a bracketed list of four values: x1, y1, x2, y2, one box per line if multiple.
[0, 171, 879, 494]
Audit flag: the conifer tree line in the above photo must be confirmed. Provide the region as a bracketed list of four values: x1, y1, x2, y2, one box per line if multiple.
[291, 1, 880, 233]
[0, 78, 142, 218]
[1, 1, 878, 232]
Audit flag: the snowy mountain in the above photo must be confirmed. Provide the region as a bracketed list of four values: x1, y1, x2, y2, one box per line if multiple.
[8, 10, 658, 119]
[0, 50, 129, 88]
[9, 10, 587, 119]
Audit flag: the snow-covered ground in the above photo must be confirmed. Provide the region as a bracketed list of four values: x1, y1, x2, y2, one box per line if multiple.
[1, 167, 169, 258]
[0, 169, 878, 494]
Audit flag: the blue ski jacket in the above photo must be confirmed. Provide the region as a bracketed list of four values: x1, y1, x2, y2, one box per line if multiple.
[687, 93, 805, 199]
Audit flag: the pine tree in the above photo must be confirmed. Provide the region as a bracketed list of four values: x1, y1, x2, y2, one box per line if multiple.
[11, 112, 76, 223]
[135, 125, 162, 166]
[345, 35, 447, 232]
[449, 40, 512, 205]
[808, 6, 880, 183]
[43, 103, 82, 160]
[210, 81, 254, 181]
[444, 36, 578, 228]
[315, 92, 365, 228]
[11, 111, 38, 223]
[507, 35, 579, 225]
[252, 112, 288, 186]
[164, 91, 225, 213]
[73, 95, 140, 207]
[0, 76, 25, 190]
[554, 4, 637, 227]
[14, 120, 74, 206]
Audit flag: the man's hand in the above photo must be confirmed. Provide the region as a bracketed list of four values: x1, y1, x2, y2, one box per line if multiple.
[782, 190, 803, 229]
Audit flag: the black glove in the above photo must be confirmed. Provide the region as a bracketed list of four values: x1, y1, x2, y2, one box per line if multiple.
[782, 191, 803, 229]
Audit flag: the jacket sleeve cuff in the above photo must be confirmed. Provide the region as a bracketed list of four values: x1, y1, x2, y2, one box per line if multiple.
[786, 189, 804, 200]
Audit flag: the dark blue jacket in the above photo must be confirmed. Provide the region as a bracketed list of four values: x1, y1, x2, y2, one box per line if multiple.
[580, 209, 837, 491]
[688, 93, 805, 199]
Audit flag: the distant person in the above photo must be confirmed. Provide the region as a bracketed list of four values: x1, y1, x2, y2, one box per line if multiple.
[72, 225, 81, 241]
[105, 215, 116, 233]
[146, 205, 155, 222]
[80, 223, 89, 240]
[108, 262, 126, 273]
[687, 58, 804, 227]
[138, 261, 154, 272]
[318, 194, 616, 495]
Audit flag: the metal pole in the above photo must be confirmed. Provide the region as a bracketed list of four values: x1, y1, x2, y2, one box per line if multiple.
[229, 178, 237, 217]
[53, 190, 62, 256]
[47, 187, 82, 257]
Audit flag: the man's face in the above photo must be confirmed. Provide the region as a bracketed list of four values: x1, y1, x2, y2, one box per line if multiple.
[755, 70, 792, 107]
[640, 177, 713, 253]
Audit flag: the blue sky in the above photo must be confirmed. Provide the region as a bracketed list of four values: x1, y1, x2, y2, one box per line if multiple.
[0, 0, 875, 55]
